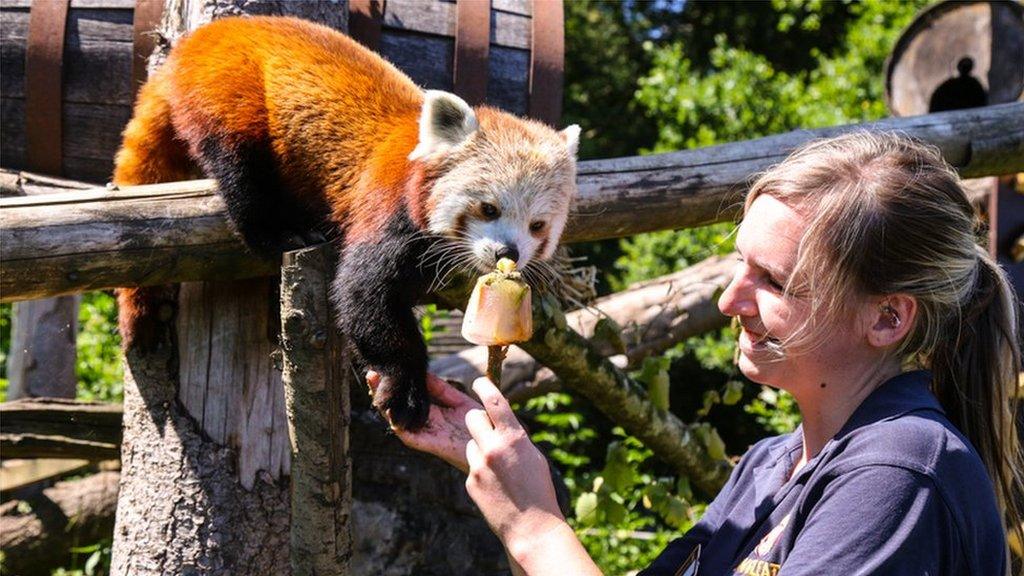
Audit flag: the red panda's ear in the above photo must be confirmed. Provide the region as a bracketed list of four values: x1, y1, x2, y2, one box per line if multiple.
[561, 125, 581, 158]
[408, 90, 479, 161]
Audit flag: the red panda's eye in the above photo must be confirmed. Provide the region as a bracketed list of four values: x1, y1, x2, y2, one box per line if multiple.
[480, 202, 500, 220]
[529, 221, 546, 233]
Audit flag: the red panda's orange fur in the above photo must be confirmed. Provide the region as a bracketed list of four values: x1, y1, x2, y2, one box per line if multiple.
[115, 16, 430, 240]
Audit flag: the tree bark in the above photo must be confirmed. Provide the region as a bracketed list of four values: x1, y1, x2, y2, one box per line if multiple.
[280, 245, 351, 575]
[0, 471, 120, 576]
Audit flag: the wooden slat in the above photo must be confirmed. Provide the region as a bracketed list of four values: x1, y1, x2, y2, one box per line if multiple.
[349, 0, 382, 50]
[25, 0, 70, 176]
[528, 0, 563, 126]
[131, 0, 163, 102]
[453, 0, 490, 106]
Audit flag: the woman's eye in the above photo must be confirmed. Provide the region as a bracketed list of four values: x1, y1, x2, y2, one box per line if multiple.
[529, 221, 546, 233]
[481, 202, 500, 220]
[766, 277, 785, 291]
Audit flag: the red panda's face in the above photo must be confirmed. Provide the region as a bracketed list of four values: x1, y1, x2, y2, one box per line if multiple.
[409, 92, 580, 277]
[427, 120, 577, 273]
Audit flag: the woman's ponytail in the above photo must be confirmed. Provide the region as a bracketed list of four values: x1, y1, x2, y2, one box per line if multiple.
[931, 248, 1023, 554]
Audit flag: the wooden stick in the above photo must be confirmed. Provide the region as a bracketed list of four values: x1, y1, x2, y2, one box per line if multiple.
[486, 345, 507, 384]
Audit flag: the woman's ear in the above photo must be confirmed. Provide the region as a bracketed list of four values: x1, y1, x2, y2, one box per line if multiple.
[866, 293, 917, 349]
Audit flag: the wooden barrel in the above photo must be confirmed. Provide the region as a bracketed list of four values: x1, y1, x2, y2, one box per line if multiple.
[0, 0, 563, 184]
[885, 0, 1024, 117]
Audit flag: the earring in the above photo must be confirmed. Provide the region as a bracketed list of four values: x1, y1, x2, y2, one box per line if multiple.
[882, 304, 901, 328]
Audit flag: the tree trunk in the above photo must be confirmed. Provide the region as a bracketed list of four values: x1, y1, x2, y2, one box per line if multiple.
[0, 470, 120, 576]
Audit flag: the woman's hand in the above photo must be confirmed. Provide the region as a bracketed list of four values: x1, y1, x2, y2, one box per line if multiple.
[366, 370, 478, 473]
[463, 377, 567, 554]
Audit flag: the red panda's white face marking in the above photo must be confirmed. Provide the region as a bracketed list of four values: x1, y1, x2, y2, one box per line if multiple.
[411, 94, 579, 275]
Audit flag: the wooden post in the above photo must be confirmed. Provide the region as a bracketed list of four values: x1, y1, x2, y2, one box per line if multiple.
[7, 295, 79, 400]
[280, 245, 352, 575]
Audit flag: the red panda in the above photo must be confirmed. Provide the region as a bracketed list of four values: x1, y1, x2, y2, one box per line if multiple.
[114, 16, 580, 430]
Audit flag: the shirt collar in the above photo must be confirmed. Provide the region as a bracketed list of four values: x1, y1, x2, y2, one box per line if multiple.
[834, 369, 942, 440]
[756, 370, 941, 500]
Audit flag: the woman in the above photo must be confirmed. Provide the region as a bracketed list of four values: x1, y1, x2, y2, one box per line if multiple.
[367, 132, 1022, 575]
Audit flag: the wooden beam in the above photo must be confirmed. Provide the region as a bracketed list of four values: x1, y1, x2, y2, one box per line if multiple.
[2, 103, 1022, 302]
[0, 398, 123, 460]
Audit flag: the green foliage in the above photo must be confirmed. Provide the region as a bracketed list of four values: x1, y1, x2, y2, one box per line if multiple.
[52, 538, 112, 576]
[636, 0, 929, 152]
[76, 293, 123, 403]
[746, 387, 802, 435]
[418, 303, 449, 345]
[610, 223, 736, 292]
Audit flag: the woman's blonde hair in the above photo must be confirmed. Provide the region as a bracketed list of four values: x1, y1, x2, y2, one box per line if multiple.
[746, 131, 1023, 552]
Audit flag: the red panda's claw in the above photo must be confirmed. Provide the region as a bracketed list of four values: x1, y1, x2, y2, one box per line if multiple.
[371, 375, 430, 431]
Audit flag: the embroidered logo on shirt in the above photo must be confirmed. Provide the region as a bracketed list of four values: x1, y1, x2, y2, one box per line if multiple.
[735, 558, 781, 576]
[732, 513, 791, 575]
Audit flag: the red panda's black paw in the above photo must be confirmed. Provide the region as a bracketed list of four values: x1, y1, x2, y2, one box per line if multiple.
[372, 377, 430, 431]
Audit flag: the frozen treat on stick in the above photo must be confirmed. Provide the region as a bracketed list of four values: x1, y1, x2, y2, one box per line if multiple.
[461, 258, 533, 383]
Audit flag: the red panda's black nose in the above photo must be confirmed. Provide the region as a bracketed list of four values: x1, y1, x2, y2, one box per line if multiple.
[496, 246, 519, 264]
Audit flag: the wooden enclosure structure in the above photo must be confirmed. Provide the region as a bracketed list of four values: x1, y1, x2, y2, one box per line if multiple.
[2, 1, 1024, 575]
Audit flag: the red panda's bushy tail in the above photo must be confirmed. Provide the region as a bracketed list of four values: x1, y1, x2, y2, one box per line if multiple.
[114, 72, 194, 350]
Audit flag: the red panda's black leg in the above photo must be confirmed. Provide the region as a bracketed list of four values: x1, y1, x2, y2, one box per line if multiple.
[333, 212, 435, 430]
[199, 137, 326, 256]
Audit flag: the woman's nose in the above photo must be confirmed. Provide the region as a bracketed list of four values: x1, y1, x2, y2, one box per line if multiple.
[718, 265, 757, 318]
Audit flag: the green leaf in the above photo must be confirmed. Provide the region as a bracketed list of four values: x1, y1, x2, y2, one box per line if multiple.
[705, 426, 727, 461]
[591, 316, 627, 355]
[601, 442, 636, 493]
[575, 492, 599, 526]
[676, 476, 694, 503]
[600, 497, 629, 526]
[663, 496, 689, 529]
[635, 356, 671, 411]
[722, 380, 744, 405]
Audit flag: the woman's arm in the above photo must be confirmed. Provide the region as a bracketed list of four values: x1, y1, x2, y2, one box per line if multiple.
[464, 377, 602, 575]
[367, 371, 602, 574]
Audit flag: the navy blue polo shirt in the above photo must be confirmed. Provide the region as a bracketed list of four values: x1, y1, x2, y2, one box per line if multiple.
[639, 371, 1006, 576]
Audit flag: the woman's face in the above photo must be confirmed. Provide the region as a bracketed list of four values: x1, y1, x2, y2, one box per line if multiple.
[718, 195, 867, 390]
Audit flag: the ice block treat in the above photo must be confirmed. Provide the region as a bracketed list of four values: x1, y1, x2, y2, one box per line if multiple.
[461, 258, 533, 382]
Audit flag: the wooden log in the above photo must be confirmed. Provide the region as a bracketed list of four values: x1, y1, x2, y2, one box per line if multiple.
[280, 245, 352, 576]
[0, 398, 123, 460]
[0, 470, 120, 576]
[432, 253, 736, 402]
[3, 103, 1022, 303]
